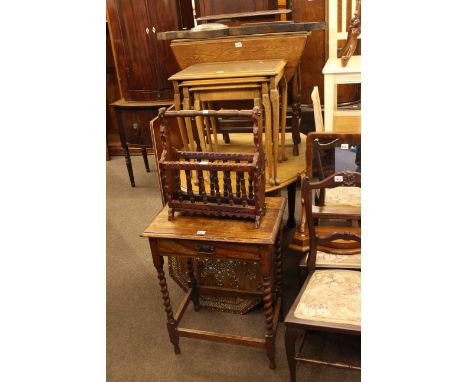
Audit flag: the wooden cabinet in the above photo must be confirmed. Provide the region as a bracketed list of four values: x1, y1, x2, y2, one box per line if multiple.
[107, 0, 194, 101]
[195, 0, 278, 16]
[290, 0, 360, 104]
[106, 22, 122, 157]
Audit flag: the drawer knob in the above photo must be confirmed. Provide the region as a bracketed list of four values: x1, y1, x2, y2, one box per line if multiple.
[197, 245, 214, 255]
[132, 123, 139, 133]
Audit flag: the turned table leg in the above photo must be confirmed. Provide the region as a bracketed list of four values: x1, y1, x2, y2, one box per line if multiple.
[274, 225, 284, 320]
[291, 69, 302, 156]
[260, 246, 276, 369]
[149, 240, 180, 354]
[142, 147, 150, 172]
[187, 257, 200, 311]
[124, 145, 135, 187]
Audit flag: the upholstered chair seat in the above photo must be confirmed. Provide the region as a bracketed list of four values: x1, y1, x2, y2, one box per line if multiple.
[293, 269, 360, 329]
[300, 250, 361, 270]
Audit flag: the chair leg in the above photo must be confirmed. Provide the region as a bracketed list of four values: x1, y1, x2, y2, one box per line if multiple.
[324, 74, 334, 132]
[142, 147, 150, 172]
[287, 181, 297, 228]
[285, 326, 305, 382]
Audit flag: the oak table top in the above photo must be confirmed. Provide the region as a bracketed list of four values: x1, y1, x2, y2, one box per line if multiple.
[142, 197, 286, 244]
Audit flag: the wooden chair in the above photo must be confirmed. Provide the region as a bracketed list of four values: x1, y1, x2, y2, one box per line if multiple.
[284, 172, 361, 381]
[289, 132, 361, 254]
[323, 0, 361, 131]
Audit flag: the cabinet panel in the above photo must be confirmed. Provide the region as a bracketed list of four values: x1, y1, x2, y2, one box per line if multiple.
[196, 0, 278, 16]
[148, 0, 191, 90]
[106, 22, 122, 150]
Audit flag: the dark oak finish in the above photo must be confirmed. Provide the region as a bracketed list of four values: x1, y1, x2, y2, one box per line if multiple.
[339, 0, 361, 67]
[284, 173, 361, 381]
[149, 109, 301, 303]
[111, 99, 172, 187]
[142, 197, 286, 368]
[106, 21, 122, 158]
[290, 132, 361, 252]
[158, 107, 266, 227]
[196, 0, 278, 20]
[157, 21, 325, 41]
[303, 172, 361, 257]
[291, 0, 360, 104]
[197, 9, 290, 23]
[106, 0, 194, 101]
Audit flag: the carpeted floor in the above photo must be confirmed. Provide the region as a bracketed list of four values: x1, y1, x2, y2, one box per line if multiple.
[107, 155, 360, 382]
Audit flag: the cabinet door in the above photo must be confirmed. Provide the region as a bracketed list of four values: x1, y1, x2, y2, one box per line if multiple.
[147, 0, 193, 91]
[107, 0, 162, 101]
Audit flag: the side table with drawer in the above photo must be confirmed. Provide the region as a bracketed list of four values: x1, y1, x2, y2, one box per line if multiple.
[111, 99, 172, 187]
[141, 197, 286, 369]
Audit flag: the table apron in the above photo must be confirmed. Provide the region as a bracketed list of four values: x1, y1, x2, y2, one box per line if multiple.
[156, 238, 261, 261]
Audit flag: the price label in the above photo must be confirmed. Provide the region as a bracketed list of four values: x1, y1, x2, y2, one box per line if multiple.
[200, 161, 209, 164]
[340, 143, 349, 150]
[334, 175, 343, 182]
[235, 42, 242, 48]
[196, 230, 206, 235]
[203, 110, 208, 114]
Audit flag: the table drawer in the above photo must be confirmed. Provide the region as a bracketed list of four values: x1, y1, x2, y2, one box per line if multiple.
[157, 239, 260, 261]
[116, 107, 156, 147]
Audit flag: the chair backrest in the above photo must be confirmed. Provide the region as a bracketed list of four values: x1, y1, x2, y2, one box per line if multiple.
[327, 0, 361, 59]
[306, 132, 361, 177]
[306, 132, 361, 206]
[302, 172, 361, 271]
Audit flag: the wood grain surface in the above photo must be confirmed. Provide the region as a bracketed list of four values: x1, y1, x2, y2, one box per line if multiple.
[170, 32, 309, 81]
[141, 197, 286, 244]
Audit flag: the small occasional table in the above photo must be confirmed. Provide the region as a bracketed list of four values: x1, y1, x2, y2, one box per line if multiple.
[141, 197, 286, 369]
[111, 99, 172, 187]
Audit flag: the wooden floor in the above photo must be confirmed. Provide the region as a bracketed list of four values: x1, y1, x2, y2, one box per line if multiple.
[180, 132, 306, 193]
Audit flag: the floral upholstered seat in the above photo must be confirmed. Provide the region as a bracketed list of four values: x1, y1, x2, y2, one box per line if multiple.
[294, 269, 360, 328]
[324, 186, 361, 207]
[300, 250, 361, 269]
